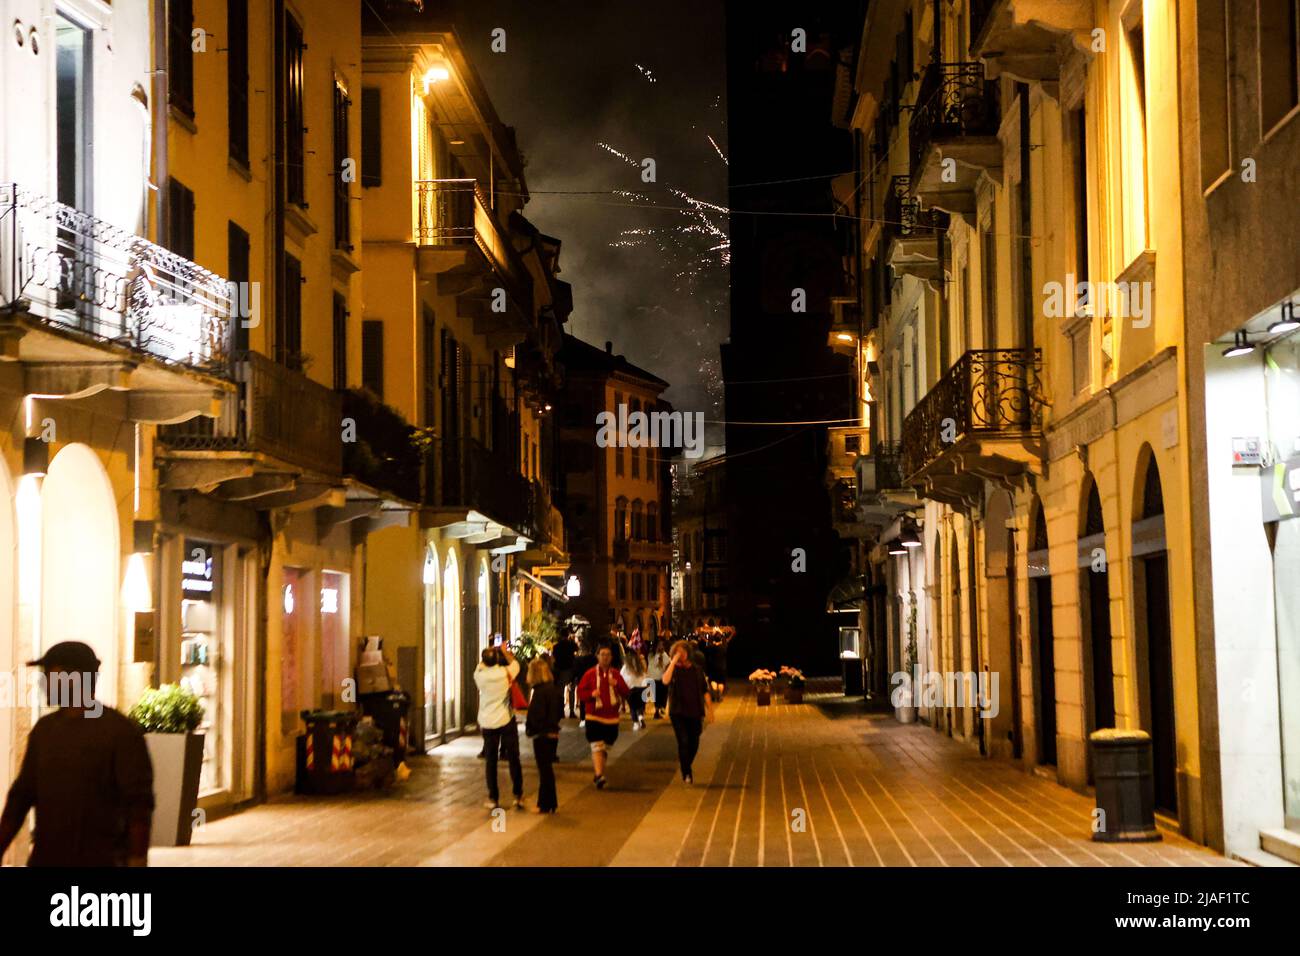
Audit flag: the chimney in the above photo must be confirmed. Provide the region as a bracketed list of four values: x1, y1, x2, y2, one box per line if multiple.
[605, 341, 613, 354]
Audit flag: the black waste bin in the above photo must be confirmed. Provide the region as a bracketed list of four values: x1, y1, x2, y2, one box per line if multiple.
[359, 691, 411, 761]
[1089, 729, 1162, 842]
[296, 710, 358, 795]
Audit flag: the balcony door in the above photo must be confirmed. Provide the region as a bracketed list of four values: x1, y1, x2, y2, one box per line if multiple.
[54, 12, 93, 325]
[1080, 480, 1115, 783]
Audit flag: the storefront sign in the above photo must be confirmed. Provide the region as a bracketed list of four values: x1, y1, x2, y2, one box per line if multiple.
[182, 545, 214, 597]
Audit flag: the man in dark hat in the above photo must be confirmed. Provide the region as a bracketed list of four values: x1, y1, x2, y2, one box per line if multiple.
[0, 642, 155, 866]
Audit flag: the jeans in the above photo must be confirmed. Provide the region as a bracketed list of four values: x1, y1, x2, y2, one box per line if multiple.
[482, 723, 523, 803]
[532, 735, 558, 810]
[671, 715, 703, 778]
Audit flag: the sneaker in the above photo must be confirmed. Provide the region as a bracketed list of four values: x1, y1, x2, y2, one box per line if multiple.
[512, 798, 526, 810]
[483, 799, 501, 810]
[595, 775, 607, 790]
[683, 773, 693, 786]
[578, 720, 586, 728]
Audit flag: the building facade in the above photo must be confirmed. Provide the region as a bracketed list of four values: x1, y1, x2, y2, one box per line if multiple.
[673, 457, 730, 634]
[557, 335, 672, 643]
[836, 0, 1217, 847]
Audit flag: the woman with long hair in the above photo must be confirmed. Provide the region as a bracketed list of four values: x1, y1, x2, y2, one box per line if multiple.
[525, 656, 562, 813]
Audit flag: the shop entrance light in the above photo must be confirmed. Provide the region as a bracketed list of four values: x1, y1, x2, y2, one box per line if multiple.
[1222, 330, 1255, 358]
[1269, 301, 1299, 335]
[887, 539, 907, 556]
[899, 521, 922, 548]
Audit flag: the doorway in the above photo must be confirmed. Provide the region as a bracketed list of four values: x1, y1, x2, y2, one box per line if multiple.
[1081, 480, 1115, 764]
[1028, 506, 1057, 766]
[1134, 454, 1176, 815]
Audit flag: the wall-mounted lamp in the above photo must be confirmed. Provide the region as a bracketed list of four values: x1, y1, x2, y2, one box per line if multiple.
[899, 522, 922, 548]
[422, 65, 450, 92]
[565, 574, 581, 598]
[1269, 301, 1299, 335]
[1222, 330, 1255, 358]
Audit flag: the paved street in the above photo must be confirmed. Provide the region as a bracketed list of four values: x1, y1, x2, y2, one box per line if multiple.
[152, 680, 1231, 867]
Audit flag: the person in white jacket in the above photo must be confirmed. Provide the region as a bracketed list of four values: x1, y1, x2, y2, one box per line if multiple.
[646, 642, 671, 719]
[474, 644, 524, 810]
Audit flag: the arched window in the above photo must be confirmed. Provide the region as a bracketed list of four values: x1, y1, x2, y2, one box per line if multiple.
[630, 398, 642, 479]
[646, 502, 659, 542]
[631, 499, 644, 540]
[614, 497, 628, 541]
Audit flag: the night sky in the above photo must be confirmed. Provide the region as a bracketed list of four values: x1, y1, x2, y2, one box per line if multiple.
[439, 0, 729, 445]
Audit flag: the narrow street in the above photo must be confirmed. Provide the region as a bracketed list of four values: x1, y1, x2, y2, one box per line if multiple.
[152, 680, 1228, 868]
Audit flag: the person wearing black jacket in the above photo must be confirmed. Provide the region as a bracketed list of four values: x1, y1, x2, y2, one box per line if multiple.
[551, 632, 578, 717]
[525, 657, 563, 813]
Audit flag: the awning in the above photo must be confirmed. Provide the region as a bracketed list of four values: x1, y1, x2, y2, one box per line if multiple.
[516, 569, 568, 603]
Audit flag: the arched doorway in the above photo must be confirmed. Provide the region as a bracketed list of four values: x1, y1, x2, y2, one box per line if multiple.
[1080, 478, 1115, 753]
[423, 546, 441, 741]
[1134, 450, 1176, 815]
[41, 444, 119, 705]
[1028, 501, 1056, 766]
[442, 549, 461, 733]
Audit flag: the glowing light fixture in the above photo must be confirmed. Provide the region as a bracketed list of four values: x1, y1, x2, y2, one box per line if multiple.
[565, 574, 581, 598]
[1222, 330, 1255, 359]
[122, 553, 153, 611]
[887, 539, 907, 556]
[422, 65, 450, 92]
[836, 332, 854, 343]
[1269, 301, 1299, 335]
[423, 553, 437, 585]
[283, 585, 295, 615]
[899, 523, 922, 548]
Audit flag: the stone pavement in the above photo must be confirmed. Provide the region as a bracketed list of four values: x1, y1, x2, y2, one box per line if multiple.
[151, 680, 1233, 867]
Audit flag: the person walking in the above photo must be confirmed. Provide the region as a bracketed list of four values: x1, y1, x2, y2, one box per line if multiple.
[0, 642, 155, 866]
[574, 634, 597, 727]
[524, 657, 562, 814]
[473, 643, 524, 810]
[663, 639, 712, 785]
[620, 649, 650, 731]
[646, 640, 671, 719]
[708, 633, 729, 702]
[551, 631, 578, 718]
[575, 644, 629, 789]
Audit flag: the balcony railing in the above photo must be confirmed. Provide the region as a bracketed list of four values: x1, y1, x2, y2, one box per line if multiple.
[159, 351, 342, 477]
[340, 389, 422, 501]
[630, 539, 673, 563]
[900, 349, 1043, 480]
[908, 62, 1000, 183]
[884, 176, 948, 241]
[0, 183, 232, 370]
[414, 178, 532, 305]
[859, 441, 904, 494]
[425, 436, 531, 532]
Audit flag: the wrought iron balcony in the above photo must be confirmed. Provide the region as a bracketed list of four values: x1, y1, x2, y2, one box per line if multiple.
[414, 178, 533, 343]
[884, 176, 947, 242]
[858, 441, 904, 494]
[159, 351, 342, 477]
[425, 435, 531, 533]
[0, 183, 232, 371]
[900, 348, 1043, 485]
[339, 389, 422, 501]
[908, 63, 1001, 208]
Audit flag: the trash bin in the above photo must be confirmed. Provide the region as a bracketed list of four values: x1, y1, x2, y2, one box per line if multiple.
[1089, 729, 1162, 842]
[296, 710, 359, 795]
[359, 691, 411, 762]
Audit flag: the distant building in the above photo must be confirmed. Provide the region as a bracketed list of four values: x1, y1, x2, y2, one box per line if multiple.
[673, 457, 730, 634]
[557, 336, 673, 643]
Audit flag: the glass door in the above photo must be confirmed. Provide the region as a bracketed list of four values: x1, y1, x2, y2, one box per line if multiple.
[442, 551, 460, 733]
[180, 540, 222, 795]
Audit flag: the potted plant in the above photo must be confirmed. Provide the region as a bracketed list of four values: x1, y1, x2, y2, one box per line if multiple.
[131, 683, 205, 847]
[780, 666, 806, 704]
[896, 593, 919, 724]
[749, 668, 776, 706]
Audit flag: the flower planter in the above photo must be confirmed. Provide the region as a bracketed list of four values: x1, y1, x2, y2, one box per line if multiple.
[786, 686, 804, 704]
[144, 732, 205, 847]
[755, 687, 772, 706]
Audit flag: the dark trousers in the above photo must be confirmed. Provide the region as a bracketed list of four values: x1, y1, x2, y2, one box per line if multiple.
[532, 735, 558, 810]
[653, 680, 667, 715]
[628, 686, 646, 722]
[671, 715, 703, 777]
[483, 723, 523, 803]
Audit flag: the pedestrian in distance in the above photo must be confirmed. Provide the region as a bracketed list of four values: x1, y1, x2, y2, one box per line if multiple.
[473, 642, 524, 811]
[663, 639, 713, 785]
[551, 630, 578, 718]
[646, 640, 672, 719]
[621, 649, 650, 731]
[576, 644, 629, 789]
[524, 657, 563, 814]
[0, 642, 155, 866]
[574, 634, 597, 727]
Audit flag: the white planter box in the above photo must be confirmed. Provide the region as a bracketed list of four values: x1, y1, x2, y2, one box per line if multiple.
[144, 733, 205, 847]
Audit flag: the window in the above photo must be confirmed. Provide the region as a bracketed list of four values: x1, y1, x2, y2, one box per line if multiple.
[647, 502, 659, 542]
[361, 88, 382, 187]
[55, 15, 93, 212]
[616, 572, 628, 601]
[647, 573, 659, 602]
[169, 0, 194, 118]
[1259, 0, 1300, 133]
[1197, 1, 1232, 188]
[1072, 106, 1090, 293]
[631, 399, 642, 478]
[332, 294, 348, 390]
[228, 0, 249, 165]
[632, 572, 644, 602]
[422, 308, 437, 425]
[632, 500, 644, 540]
[279, 254, 302, 369]
[333, 80, 352, 250]
[1071, 324, 1091, 395]
[228, 222, 250, 352]
[362, 320, 384, 398]
[285, 13, 306, 206]
[614, 497, 628, 542]
[1123, 15, 1150, 253]
[981, 220, 997, 348]
[166, 178, 195, 260]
